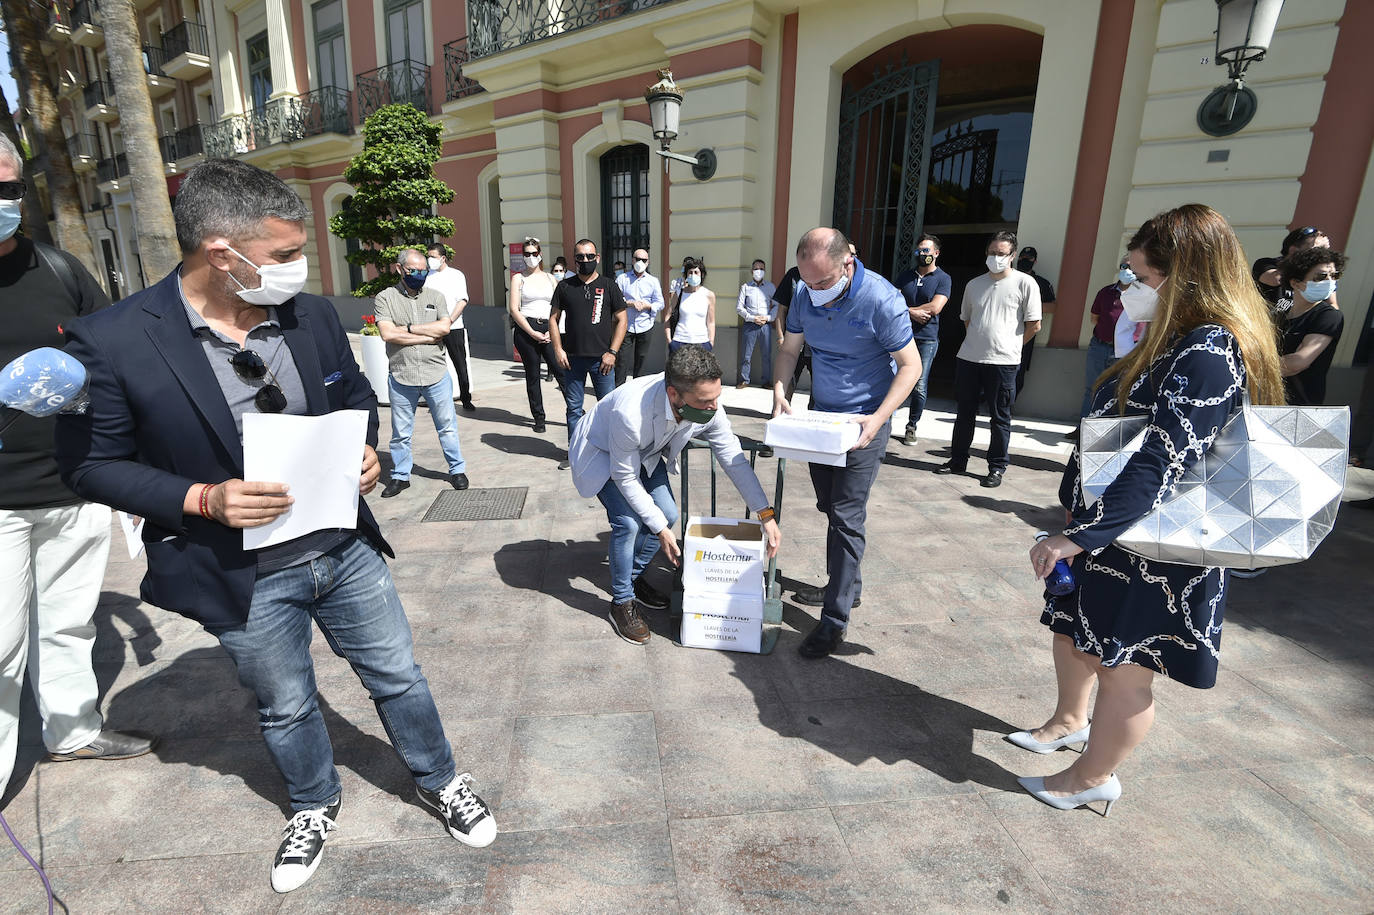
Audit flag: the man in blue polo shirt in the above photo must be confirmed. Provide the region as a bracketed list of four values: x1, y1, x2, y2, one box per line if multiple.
[772, 228, 921, 658]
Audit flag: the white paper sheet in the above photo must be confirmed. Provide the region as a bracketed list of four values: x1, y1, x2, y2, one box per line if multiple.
[242, 411, 368, 550]
[117, 512, 145, 559]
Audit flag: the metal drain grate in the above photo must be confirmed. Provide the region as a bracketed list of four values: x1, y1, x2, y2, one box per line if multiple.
[422, 487, 528, 522]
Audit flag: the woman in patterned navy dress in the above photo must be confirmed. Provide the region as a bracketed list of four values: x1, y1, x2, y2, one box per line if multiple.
[1012, 205, 1284, 815]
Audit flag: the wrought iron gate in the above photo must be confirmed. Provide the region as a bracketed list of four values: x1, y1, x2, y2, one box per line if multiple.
[832, 57, 939, 281]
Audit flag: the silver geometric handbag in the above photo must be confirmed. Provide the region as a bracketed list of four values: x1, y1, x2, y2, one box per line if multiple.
[1079, 401, 1349, 568]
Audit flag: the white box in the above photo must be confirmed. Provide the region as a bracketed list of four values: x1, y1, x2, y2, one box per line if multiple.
[764, 411, 860, 463]
[682, 517, 765, 596]
[767, 445, 848, 467]
[680, 612, 763, 653]
[682, 590, 765, 621]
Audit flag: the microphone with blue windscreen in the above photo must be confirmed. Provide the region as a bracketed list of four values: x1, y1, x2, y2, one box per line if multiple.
[0, 346, 91, 449]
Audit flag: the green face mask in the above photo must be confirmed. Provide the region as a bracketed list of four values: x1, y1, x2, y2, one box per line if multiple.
[678, 403, 717, 424]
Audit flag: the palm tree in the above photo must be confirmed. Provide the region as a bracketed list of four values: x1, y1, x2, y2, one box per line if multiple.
[98, 0, 178, 281]
[0, 0, 96, 270]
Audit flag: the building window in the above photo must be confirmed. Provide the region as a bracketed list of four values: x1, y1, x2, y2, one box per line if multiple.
[341, 197, 365, 292]
[385, 0, 425, 64]
[247, 31, 272, 109]
[926, 103, 1033, 228]
[313, 0, 348, 89]
[600, 144, 650, 274]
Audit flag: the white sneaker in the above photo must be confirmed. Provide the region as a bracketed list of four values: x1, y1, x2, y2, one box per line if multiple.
[270, 793, 341, 893]
[417, 773, 497, 847]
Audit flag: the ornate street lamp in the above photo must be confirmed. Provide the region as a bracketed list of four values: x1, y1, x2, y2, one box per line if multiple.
[1197, 0, 1286, 137]
[644, 69, 716, 181]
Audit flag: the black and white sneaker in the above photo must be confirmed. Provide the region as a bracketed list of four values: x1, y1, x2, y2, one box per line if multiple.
[270, 792, 341, 893]
[417, 773, 496, 847]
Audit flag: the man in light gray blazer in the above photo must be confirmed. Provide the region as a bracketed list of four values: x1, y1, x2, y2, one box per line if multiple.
[569, 345, 781, 644]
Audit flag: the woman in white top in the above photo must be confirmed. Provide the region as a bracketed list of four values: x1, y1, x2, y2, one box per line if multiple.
[508, 237, 564, 432]
[664, 257, 715, 352]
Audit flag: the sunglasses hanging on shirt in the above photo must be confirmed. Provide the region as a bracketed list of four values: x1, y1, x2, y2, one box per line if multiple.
[229, 348, 288, 413]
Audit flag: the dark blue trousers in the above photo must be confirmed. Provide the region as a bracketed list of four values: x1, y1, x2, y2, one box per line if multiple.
[950, 358, 1018, 472]
[807, 421, 891, 628]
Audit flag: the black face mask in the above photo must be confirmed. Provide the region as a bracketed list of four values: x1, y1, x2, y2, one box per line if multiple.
[916, 253, 935, 266]
[576, 259, 597, 276]
[1017, 258, 1034, 273]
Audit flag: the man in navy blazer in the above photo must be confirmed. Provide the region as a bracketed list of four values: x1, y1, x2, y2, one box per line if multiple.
[55, 159, 496, 893]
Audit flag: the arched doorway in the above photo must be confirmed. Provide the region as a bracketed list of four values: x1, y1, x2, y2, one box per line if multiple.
[835, 25, 1044, 392]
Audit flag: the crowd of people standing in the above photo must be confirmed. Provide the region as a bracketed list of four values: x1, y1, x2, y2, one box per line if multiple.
[3, 142, 1372, 900]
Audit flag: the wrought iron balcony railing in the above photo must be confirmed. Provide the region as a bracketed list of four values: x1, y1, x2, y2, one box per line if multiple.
[82, 78, 113, 109]
[96, 152, 128, 184]
[67, 131, 100, 160]
[70, 0, 99, 28]
[466, 0, 677, 58]
[443, 36, 484, 101]
[354, 59, 430, 122]
[161, 19, 209, 58]
[142, 44, 166, 77]
[202, 88, 353, 159]
[160, 123, 205, 162]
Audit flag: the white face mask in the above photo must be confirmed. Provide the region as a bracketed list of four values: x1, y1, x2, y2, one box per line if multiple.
[1119, 279, 1163, 322]
[426, 256, 443, 271]
[808, 272, 849, 307]
[986, 253, 1013, 274]
[524, 254, 541, 268]
[0, 199, 22, 242]
[633, 259, 648, 274]
[226, 246, 309, 306]
[1298, 278, 1336, 303]
[752, 268, 765, 283]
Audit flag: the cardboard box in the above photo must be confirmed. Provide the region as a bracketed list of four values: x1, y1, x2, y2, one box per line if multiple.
[681, 590, 765, 621]
[680, 612, 763, 653]
[764, 411, 860, 464]
[766, 445, 848, 467]
[682, 517, 765, 596]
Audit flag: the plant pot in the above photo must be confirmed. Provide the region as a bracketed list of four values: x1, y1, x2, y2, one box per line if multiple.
[360, 334, 390, 405]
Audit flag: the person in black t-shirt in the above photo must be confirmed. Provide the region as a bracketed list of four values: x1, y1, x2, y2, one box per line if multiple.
[1014, 246, 1055, 397]
[1277, 246, 1345, 406]
[0, 135, 154, 798]
[549, 238, 628, 455]
[771, 264, 811, 402]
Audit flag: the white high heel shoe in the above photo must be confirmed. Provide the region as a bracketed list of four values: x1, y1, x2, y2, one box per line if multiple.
[1017, 773, 1122, 817]
[1005, 723, 1090, 754]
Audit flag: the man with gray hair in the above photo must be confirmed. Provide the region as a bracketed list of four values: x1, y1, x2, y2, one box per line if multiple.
[0, 133, 153, 802]
[374, 246, 469, 497]
[568, 344, 781, 644]
[55, 159, 496, 893]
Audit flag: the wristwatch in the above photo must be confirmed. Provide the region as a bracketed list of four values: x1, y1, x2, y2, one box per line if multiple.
[406, 323, 412, 334]
[757, 506, 776, 523]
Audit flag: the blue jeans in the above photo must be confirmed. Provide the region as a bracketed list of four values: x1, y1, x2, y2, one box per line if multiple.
[739, 323, 771, 385]
[210, 536, 454, 810]
[905, 337, 939, 427]
[388, 374, 465, 478]
[1080, 337, 1117, 416]
[808, 422, 890, 628]
[596, 460, 678, 604]
[562, 355, 616, 444]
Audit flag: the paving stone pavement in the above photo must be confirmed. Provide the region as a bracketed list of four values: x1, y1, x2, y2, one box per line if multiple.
[3, 342, 1373, 913]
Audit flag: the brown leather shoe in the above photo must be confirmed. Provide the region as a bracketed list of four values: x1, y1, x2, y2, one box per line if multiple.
[608, 599, 650, 644]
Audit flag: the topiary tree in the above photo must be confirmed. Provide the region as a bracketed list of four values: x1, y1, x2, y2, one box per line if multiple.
[329, 104, 455, 298]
